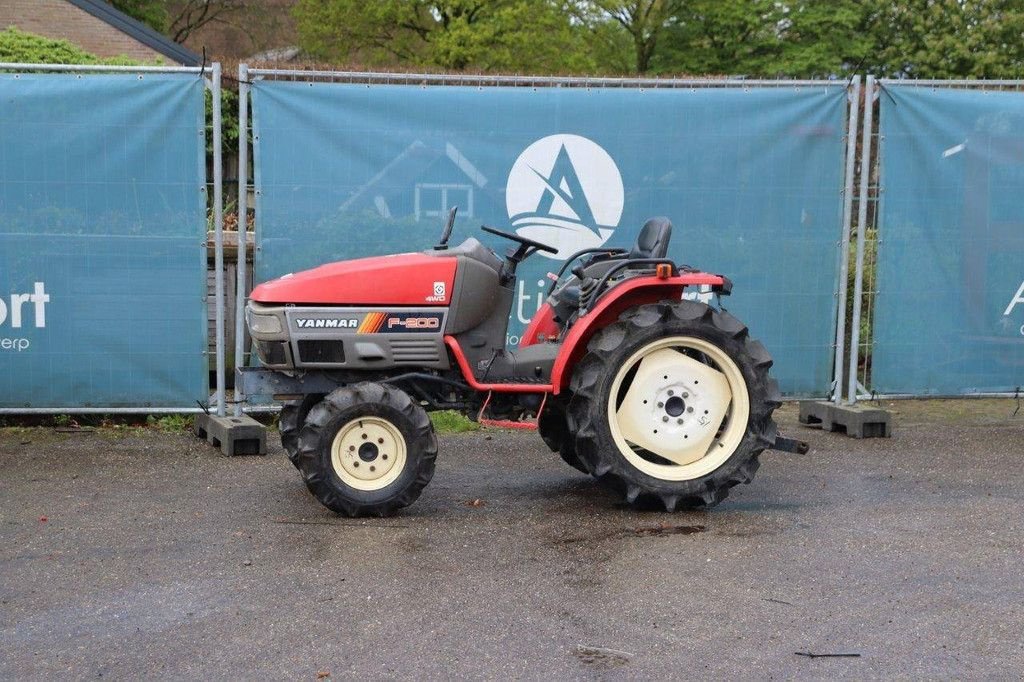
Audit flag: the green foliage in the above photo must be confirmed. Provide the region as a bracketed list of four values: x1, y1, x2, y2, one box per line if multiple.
[206, 86, 240, 157]
[110, 0, 169, 33]
[295, 0, 596, 72]
[865, 0, 1024, 79]
[430, 410, 479, 433]
[146, 414, 193, 432]
[293, 0, 1024, 78]
[0, 27, 142, 65]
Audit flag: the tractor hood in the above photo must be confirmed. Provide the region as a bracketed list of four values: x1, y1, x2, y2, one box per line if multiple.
[249, 252, 457, 306]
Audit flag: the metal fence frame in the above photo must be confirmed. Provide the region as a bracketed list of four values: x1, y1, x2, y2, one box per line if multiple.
[845, 76, 1024, 402]
[237, 66, 857, 401]
[0, 61, 224, 415]
[12, 65, 1018, 411]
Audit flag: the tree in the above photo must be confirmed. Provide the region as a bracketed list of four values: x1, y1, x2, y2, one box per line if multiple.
[864, 0, 1024, 79]
[653, 0, 872, 78]
[167, 0, 248, 43]
[571, 0, 680, 73]
[294, 0, 595, 72]
[110, 0, 169, 33]
[653, 0, 778, 75]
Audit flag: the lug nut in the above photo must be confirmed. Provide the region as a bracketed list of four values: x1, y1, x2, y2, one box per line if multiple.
[361, 433, 367, 439]
[370, 466, 376, 472]
[667, 389, 674, 396]
[677, 418, 684, 424]
[353, 461, 359, 467]
[382, 454, 388, 460]
[687, 407, 694, 413]
[683, 392, 689, 398]
[349, 445, 355, 452]
[662, 416, 669, 422]
[378, 438, 384, 444]
[657, 402, 664, 408]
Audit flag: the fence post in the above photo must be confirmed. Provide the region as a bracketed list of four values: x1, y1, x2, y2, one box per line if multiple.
[833, 76, 861, 403]
[847, 75, 875, 405]
[233, 63, 250, 417]
[211, 62, 226, 417]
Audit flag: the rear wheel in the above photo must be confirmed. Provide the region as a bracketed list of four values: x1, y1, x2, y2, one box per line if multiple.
[538, 406, 588, 474]
[568, 301, 780, 511]
[295, 382, 437, 517]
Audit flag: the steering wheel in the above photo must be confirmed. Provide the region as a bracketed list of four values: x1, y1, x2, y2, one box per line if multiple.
[435, 206, 457, 250]
[480, 225, 558, 254]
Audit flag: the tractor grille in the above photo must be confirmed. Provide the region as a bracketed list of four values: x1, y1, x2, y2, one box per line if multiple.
[389, 338, 441, 364]
[255, 340, 288, 366]
[297, 339, 346, 364]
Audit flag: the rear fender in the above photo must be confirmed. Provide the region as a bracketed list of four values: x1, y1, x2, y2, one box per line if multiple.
[549, 273, 725, 394]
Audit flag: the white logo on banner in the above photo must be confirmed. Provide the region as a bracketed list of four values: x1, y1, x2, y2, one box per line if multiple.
[506, 134, 624, 260]
[0, 281, 50, 352]
[1005, 279, 1024, 336]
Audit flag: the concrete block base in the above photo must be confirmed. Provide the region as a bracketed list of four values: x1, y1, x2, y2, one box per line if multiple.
[799, 401, 892, 439]
[194, 413, 267, 456]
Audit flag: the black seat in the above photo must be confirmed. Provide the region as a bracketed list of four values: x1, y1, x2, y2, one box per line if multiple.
[628, 217, 672, 259]
[554, 217, 675, 311]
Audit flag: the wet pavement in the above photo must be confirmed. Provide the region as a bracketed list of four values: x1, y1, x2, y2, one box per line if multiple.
[1, 401, 1022, 679]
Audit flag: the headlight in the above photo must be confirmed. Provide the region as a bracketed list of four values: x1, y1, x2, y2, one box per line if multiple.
[248, 312, 282, 335]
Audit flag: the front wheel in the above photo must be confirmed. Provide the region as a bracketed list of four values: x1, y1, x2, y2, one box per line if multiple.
[295, 383, 437, 517]
[567, 300, 780, 511]
[279, 394, 324, 468]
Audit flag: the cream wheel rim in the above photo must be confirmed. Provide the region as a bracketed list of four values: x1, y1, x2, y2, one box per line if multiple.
[330, 416, 407, 491]
[607, 336, 750, 481]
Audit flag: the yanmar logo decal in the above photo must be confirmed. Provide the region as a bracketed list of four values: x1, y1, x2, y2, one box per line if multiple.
[292, 312, 443, 334]
[295, 318, 358, 329]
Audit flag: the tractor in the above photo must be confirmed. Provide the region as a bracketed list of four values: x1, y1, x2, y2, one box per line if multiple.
[240, 209, 806, 516]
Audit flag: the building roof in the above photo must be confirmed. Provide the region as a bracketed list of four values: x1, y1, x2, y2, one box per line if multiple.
[66, 0, 202, 66]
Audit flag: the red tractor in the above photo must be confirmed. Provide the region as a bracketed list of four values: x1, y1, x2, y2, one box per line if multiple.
[241, 210, 804, 516]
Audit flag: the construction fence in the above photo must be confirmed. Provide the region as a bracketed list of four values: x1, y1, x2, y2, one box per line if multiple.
[0, 63, 1020, 412]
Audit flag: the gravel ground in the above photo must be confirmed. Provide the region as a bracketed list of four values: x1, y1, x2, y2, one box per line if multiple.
[1, 400, 1022, 680]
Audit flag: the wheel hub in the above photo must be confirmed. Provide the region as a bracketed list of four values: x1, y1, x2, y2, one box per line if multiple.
[664, 395, 686, 417]
[607, 337, 750, 480]
[330, 417, 407, 491]
[358, 441, 379, 462]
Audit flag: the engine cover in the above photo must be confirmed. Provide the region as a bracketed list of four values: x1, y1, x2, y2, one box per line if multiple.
[248, 303, 450, 370]
[249, 253, 457, 306]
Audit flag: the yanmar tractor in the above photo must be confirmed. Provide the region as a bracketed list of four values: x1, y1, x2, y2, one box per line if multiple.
[241, 209, 805, 516]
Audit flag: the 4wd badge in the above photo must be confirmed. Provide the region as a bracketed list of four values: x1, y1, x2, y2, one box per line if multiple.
[426, 281, 446, 302]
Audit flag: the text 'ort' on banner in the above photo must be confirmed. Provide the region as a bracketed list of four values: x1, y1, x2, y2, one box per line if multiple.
[0, 72, 208, 408]
[873, 85, 1024, 395]
[251, 80, 849, 396]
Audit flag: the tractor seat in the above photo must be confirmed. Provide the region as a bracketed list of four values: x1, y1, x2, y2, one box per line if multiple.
[557, 217, 674, 308]
[628, 217, 673, 259]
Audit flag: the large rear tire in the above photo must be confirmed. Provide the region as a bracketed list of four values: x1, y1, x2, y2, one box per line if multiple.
[295, 383, 437, 517]
[567, 300, 780, 511]
[538, 406, 588, 474]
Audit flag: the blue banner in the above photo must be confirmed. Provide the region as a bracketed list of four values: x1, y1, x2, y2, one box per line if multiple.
[0, 73, 208, 408]
[873, 86, 1024, 395]
[252, 81, 848, 396]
